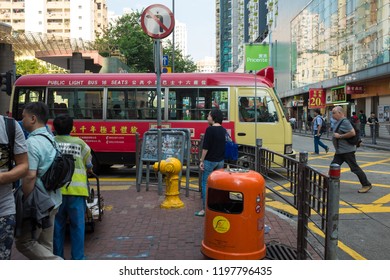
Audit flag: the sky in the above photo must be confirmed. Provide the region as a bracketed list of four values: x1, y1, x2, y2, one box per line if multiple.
[105, 0, 215, 61]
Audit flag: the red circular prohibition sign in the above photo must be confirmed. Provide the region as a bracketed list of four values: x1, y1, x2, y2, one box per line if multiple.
[140, 4, 175, 39]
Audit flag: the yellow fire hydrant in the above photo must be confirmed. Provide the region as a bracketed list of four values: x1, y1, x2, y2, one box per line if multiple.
[153, 157, 184, 209]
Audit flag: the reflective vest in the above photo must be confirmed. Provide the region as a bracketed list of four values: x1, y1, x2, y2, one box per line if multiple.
[54, 135, 92, 197]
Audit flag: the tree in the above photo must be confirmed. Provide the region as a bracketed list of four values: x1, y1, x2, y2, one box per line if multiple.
[94, 11, 154, 72]
[16, 59, 49, 75]
[163, 40, 197, 73]
[16, 59, 68, 75]
[94, 11, 197, 73]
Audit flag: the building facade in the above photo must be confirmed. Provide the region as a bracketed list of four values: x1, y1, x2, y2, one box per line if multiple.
[196, 56, 217, 73]
[281, 0, 390, 127]
[264, 0, 310, 93]
[0, 0, 107, 41]
[216, 0, 268, 72]
[167, 20, 188, 57]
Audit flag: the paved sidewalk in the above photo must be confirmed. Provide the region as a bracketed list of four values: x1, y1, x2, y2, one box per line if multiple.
[11, 184, 298, 260]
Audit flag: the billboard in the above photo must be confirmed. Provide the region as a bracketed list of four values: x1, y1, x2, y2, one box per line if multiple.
[308, 88, 326, 109]
[245, 44, 269, 71]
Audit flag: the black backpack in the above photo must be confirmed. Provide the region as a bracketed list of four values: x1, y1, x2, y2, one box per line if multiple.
[319, 117, 327, 133]
[3, 116, 15, 171]
[335, 119, 362, 147]
[36, 134, 75, 192]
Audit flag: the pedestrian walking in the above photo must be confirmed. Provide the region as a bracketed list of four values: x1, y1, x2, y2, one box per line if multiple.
[52, 114, 93, 260]
[0, 116, 28, 260]
[312, 109, 329, 154]
[331, 106, 372, 193]
[289, 116, 296, 130]
[351, 111, 359, 124]
[196, 109, 226, 217]
[15, 101, 63, 260]
[307, 114, 313, 131]
[367, 112, 379, 141]
[358, 110, 367, 137]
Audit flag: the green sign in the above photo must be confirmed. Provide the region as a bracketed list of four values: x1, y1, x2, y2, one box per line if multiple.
[245, 44, 269, 71]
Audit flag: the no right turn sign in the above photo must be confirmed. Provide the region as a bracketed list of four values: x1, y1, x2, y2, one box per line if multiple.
[141, 4, 175, 39]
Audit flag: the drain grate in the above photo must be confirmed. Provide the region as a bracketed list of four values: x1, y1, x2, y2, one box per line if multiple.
[276, 210, 294, 218]
[265, 242, 297, 260]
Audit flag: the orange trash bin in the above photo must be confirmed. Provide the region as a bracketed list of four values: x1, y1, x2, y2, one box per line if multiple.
[201, 169, 266, 260]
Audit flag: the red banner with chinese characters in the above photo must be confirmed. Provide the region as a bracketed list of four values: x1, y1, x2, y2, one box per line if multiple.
[346, 85, 365, 94]
[308, 88, 326, 109]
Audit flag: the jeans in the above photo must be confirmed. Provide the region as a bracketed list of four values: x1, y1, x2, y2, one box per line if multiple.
[201, 159, 224, 209]
[331, 152, 371, 187]
[359, 123, 366, 137]
[0, 214, 16, 260]
[54, 196, 86, 260]
[15, 208, 62, 260]
[313, 131, 328, 154]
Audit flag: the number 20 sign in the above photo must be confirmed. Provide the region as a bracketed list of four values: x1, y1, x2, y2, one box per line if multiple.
[308, 88, 325, 109]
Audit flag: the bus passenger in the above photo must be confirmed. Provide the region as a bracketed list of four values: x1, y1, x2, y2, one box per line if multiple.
[138, 101, 146, 119]
[239, 97, 254, 122]
[112, 104, 123, 119]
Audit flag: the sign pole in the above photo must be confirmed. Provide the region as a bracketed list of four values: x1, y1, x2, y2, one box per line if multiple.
[245, 43, 270, 172]
[155, 39, 163, 194]
[141, 4, 175, 195]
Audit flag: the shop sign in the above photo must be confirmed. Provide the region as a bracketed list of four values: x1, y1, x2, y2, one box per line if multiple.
[346, 85, 365, 94]
[308, 88, 325, 109]
[326, 91, 333, 104]
[291, 100, 304, 107]
[245, 44, 269, 71]
[331, 86, 346, 103]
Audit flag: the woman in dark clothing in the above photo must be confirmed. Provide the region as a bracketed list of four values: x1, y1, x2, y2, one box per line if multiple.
[195, 109, 226, 216]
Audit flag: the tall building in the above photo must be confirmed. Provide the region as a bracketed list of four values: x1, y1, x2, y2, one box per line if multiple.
[196, 56, 217, 73]
[216, 0, 268, 72]
[167, 20, 188, 57]
[264, 0, 309, 93]
[280, 0, 390, 126]
[0, 0, 108, 41]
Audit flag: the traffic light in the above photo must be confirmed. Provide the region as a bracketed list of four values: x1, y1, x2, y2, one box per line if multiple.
[0, 71, 12, 95]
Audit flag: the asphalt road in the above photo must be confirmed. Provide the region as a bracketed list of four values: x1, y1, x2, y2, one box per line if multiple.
[291, 134, 390, 260]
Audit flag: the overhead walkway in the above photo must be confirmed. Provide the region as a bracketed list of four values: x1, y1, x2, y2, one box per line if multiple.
[0, 22, 109, 73]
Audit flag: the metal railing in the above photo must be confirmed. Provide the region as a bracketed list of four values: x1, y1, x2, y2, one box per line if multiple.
[259, 145, 340, 259]
[226, 142, 341, 260]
